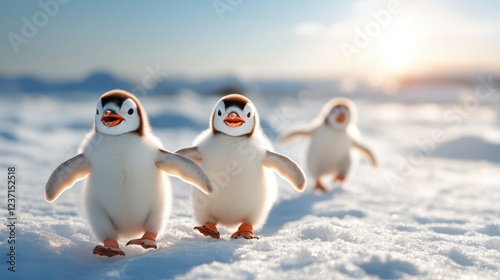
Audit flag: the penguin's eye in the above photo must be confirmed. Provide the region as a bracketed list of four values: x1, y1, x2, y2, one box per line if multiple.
[247, 112, 251, 118]
[128, 108, 134, 115]
[96, 109, 99, 115]
[218, 110, 222, 117]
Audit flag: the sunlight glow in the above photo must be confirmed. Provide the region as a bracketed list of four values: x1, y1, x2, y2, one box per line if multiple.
[377, 24, 418, 73]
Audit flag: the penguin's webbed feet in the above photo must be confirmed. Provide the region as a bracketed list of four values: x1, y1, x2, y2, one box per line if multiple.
[126, 232, 158, 249]
[334, 174, 346, 183]
[314, 179, 328, 193]
[126, 239, 157, 249]
[194, 222, 220, 239]
[231, 223, 259, 240]
[93, 239, 125, 257]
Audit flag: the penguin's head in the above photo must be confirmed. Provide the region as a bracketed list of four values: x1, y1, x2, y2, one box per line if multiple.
[211, 94, 257, 137]
[94, 90, 148, 136]
[323, 98, 357, 130]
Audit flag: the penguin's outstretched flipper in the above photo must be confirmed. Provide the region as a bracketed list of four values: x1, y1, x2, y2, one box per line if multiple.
[45, 154, 91, 202]
[156, 149, 213, 194]
[176, 146, 203, 164]
[279, 127, 312, 144]
[352, 140, 377, 167]
[262, 150, 306, 192]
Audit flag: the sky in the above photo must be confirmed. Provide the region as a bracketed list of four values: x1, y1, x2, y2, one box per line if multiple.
[1, 0, 499, 82]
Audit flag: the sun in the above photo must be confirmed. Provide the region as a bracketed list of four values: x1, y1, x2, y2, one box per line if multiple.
[377, 24, 418, 73]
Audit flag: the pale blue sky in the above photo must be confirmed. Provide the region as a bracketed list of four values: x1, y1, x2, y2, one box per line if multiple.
[1, 0, 499, 82]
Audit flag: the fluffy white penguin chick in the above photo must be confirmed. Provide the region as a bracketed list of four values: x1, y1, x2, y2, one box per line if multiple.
[45, 90, 213, 257]
[281, 98, 377, 193]
[176, 94, 306, 239]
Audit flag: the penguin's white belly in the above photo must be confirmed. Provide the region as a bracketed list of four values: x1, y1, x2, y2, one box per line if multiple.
[84, 135, 166, 234]
[192, 136, 273, 227]
[307, 128, 351, 177]
[209, 165, 265, 224]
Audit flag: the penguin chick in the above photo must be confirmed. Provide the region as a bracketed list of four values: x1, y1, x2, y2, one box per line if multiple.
[280, 98, 377, 193]
[45, 89, 213, 257]
[176, 94, 306, 240]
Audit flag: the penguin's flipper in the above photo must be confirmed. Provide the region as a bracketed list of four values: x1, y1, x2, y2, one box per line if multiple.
[280, 127, 312, 144]
[175, 146, 203, 164]
[156, 149, 213, 194]
[352, 140, 378, 167]
[45, 154, 91, 202]
[262, 150, 306, 192]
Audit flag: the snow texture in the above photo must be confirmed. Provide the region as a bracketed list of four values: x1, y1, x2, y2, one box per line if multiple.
[0, 89, 499, 280]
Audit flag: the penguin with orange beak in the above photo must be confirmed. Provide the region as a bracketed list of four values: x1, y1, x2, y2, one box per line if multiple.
[45, 90, 213, 257]
[280, 98, 377, 193]
[176, 94, 306, 239]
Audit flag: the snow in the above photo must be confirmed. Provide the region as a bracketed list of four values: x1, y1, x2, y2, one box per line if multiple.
[1, 89, 500, 280]
[433, 136, 500, 163]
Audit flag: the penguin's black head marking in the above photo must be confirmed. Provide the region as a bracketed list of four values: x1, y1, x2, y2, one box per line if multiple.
[221, 94, 250, 109]
[101, 94, 127, 108]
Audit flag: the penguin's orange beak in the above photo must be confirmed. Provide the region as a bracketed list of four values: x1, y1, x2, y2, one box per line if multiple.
[224, 112, 245, 127]
[101, 110, 124, 127]
[336, 113, 346, 123]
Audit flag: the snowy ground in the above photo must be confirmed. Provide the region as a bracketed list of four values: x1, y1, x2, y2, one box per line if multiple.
[0, 88, 499, 279]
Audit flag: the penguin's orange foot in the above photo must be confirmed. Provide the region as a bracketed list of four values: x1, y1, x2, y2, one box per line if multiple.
[126, 239, 157, 249]
[334, 174, 346, 182]
[93, 239, 125, 257]
[93, 245, 125, 257]
[194, 222, 220, 239]
[126, 232, 158, 249]
[314, 179, 328, 193]
[231, 223, 259, 239]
